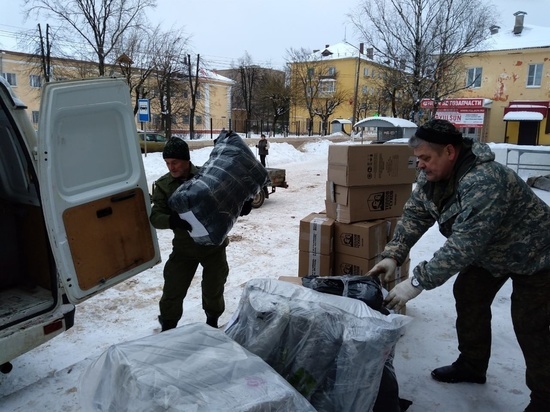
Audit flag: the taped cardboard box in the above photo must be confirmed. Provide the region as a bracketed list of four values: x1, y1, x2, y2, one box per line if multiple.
[333, 253, 382, 276]
[326, 182, 411, 223]
[382, 259, 411, 291]
[327, 144, 417, 186]
[277, 276, 303, 286]
[334, 220, 387, 259]
[299, 213, 334, 255]
[298, 251, 333, 277]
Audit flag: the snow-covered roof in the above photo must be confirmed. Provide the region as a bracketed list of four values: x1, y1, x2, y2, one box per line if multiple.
[479, 24, 550, 52]
[503, 111, 544, 121]
[354, 116, 417, 129]
[310, 42, 369, 61]
[198, 68, 234, 84]
[331, 118, 352, 124]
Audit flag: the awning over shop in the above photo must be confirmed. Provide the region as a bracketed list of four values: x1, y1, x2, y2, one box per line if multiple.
[503, 111, 544, 121]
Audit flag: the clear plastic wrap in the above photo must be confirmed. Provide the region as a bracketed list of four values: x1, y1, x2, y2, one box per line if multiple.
[225, 279, 411, 412]
[79, 323, 315, 412]
[168, 131, 270, 245]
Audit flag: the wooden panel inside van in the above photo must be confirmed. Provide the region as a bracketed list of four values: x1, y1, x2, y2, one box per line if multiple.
[63, 188, 155, 290]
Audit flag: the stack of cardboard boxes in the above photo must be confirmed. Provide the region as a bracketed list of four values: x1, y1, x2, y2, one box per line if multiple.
[297, 144, 417, 313]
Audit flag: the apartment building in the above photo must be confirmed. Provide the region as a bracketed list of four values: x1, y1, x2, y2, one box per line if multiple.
[0, 49, 234, 134]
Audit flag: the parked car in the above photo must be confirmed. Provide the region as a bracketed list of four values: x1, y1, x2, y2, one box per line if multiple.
[138, 132, 167, 153]
[0, 77, 160, 374]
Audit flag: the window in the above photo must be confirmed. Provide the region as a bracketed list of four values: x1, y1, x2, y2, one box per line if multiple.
[307, 68, 314, 78]
[2, 72, 17, 86]
[467, 67, 482, 88]
[183, 90, 189, 99]
[195, 115, 203, 125]
[327, 66, 336, 76]
[363, 67, 369, 77]
[319, 79, 335, 95]
[182, 115, 190, 124]
[362, 85, 368, 95]
[527, 63, 543, 87]
[32, 111, 39, 124]
[30, 75, 42, 88]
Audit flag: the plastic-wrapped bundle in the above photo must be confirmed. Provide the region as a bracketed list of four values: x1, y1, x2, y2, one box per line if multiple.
[225, 279, 411, 412]
[168, 131, 269, 245]
[302, 275, 387, 314]
[79, 323, 316, 412]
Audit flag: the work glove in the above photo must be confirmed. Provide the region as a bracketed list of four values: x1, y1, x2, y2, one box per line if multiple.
[384, 279, 423, 311]
[240, 199, 253, 216]
[367, 258, 397, 283]
[169, 212, 192, 232]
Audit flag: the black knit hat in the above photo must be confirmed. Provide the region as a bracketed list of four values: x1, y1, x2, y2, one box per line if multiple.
[163, 138, 190, 160]
[414, 119, 463, 145]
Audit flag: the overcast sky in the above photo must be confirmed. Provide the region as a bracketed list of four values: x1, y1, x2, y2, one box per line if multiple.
[0, 0, 548, 70]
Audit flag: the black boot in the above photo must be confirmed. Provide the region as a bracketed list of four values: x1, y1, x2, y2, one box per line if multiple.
[206, 314, 219, 328]
[431, 362, 486, 384]
[158, 315, 177, 332]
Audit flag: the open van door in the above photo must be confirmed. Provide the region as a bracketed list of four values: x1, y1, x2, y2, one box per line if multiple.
[37, 78, 160, 304]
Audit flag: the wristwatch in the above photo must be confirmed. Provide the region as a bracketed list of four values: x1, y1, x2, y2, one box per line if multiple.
[411, 275, 421, 288]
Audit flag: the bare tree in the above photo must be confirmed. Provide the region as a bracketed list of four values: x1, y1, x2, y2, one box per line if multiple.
[350, 0, 495, 121]
[256, 70, 291, 136]
[23, 0, 157, 76]
[235, 52, 262, 136]
[312, 88, 349, 135]
[183, 54, 201, 140]
[287, 47, 337, 136]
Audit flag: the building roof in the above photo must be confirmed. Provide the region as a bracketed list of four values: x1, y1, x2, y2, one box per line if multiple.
[480, 24, 550, 52]
[354, 116, 417, 128]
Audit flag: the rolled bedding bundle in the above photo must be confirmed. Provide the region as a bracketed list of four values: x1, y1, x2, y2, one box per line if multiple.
[168, 130, 270, 245]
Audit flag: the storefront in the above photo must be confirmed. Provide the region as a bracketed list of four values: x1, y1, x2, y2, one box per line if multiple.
[503, 101, 550, 145]
[420, 98, 493, 141]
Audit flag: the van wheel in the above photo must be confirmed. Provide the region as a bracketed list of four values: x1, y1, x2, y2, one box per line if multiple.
[251, 190, 265, 208]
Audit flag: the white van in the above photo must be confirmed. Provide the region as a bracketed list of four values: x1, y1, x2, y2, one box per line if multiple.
[0, 77, 160, 373]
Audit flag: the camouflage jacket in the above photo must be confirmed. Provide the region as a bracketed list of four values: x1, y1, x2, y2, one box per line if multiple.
[382, 138, 550, 289]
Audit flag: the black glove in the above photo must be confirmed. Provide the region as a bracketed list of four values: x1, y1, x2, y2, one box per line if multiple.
[169, 212, 192, 231]
[240, 199, 253, 216]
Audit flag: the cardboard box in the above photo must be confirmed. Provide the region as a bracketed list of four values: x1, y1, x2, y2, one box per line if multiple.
[382, 259, 411, 291]
[333, 253, 382, 276]
[278, 276, 303, 286]
[334, 220, 387, 259]
[298, 251, 332, 277]
[328, 144, 417, 186]
[299, 213, 334, 255]
[326, 182, 411, 223]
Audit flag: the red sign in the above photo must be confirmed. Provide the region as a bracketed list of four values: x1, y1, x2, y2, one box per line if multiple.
[422, 98, 487, 128]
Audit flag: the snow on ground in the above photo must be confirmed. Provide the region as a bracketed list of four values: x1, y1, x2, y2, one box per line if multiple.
[1, 136, 549, 411]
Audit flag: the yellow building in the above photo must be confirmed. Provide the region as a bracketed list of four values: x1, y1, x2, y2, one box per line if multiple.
[288, 42, 392, 135]
[436, 12, 550, 145]
[0, 49, 233, 134]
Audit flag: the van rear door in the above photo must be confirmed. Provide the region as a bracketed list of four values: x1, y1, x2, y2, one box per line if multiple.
[37, 78, 160, 304]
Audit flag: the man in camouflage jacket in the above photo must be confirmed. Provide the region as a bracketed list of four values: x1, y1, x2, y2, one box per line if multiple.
[369, 119, 550, 412]
[150, 138, 229, 331]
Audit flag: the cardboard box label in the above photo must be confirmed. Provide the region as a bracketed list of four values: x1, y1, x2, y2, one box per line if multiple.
[334, 220, 387, 259]
[298, 251, 332, 277]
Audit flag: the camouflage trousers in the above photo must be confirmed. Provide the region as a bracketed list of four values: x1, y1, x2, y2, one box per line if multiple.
[453, 265, 550, 405]
[159, 242, 229, 325]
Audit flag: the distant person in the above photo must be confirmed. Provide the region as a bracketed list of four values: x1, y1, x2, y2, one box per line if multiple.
[256, 134, 270, 167]
[149, 138, 230, 331]
[368, 119, 550, 412]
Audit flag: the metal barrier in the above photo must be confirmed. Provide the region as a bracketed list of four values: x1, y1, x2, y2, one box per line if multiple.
[505, 147, 550, 175]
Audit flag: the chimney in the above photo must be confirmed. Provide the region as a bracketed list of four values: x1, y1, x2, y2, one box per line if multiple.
[325, 44, 330, 49]
[366, 47, 374, 59]
[513, 11, 527, 35]
[490, 25, 500, 34]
